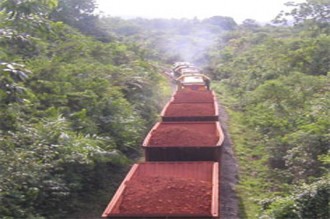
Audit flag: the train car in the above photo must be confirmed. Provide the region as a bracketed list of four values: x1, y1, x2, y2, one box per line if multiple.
[171, 89, 217, 103]
[180, 68, 201, 75]
[142, 121, 224, 161]
[172, 62, 192, 76]
[176, 73, 210, 91]
[102, 162, 219, 219]
[160, 99, 219, 122]
[102, 63, 223, 219]
[172, 62, 202, 77]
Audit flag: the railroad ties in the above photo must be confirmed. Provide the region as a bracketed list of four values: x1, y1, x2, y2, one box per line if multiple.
[102, 64, 224, 219]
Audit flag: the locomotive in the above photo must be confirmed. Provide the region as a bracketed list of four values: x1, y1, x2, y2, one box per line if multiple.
[102, 63, 223, 219]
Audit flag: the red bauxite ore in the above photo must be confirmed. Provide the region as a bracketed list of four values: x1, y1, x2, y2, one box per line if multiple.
[117, 176, 212, 216]
[173, 90, 214, 103]
[148, 123, 218, 146]
[164, 103, 214, 117]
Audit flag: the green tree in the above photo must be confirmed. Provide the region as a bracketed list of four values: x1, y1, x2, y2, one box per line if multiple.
[0, 0, 58, 32]
[0, 0, 58, 20]
[50, 0, 102, 36]
[261, 177, 330, 219]
[274, 0, 330, 34]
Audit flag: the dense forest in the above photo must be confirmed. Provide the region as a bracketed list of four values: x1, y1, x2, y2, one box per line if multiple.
[0, 0, 329, 218]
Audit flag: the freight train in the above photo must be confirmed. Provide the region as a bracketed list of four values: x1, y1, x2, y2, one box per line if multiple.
[102, 63, 224, 219]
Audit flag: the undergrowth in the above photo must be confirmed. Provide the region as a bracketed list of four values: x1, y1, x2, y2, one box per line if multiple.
[212, 81, 277, 218]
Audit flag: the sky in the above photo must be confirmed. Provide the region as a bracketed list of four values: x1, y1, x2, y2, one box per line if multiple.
[96, 0, 306, 23]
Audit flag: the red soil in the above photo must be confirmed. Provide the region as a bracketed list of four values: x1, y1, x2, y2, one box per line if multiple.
[117, 176, 212, 216]
[148, 123, 218, 146]
[173, 90, 214, 103]
[164, 103, 214, 117]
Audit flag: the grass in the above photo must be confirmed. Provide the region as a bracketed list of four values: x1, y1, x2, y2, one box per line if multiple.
[212, 82, 275, 218]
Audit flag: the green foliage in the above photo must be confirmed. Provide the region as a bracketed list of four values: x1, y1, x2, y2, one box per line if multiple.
[0, 114, 129, 218]
[0, 62, 30, 105]
[212, 82, 274, 217]
[0, 1, 168, 217]
[274, 0, 330, 26]
[203, 16, 237, 30]
[207, 1, 330, 217]
[0, 0, 58, 20]
[50, 0, 96, 22]
[260, 177, 330, 219]
[0, 0, 58, 36]
[49, 0, 105, 37]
